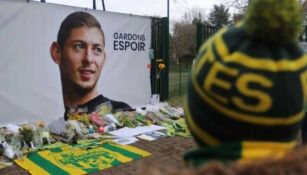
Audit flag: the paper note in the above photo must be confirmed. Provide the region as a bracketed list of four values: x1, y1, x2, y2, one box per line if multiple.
[108, 125, 165, 138]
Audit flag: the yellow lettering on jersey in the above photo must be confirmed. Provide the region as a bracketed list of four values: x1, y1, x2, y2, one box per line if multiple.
[232, 73, 273, 113]
[301, 70, 307, 102]
[204, 62, 239, 104]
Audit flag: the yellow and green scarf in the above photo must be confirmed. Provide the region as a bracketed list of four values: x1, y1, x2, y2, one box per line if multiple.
[15, 140, 150, 175]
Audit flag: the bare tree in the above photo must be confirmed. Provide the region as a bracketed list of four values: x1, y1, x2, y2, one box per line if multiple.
[223, 0, 249, 23]
[229, 0, 307, 23]
[180, 7, 207, 24]
[170, 22, 196, 63]
[232, 12, 245, 23]
[169, 7, 207, 63]
[224, 0, 249, 11]
[300, 0, 307, 15]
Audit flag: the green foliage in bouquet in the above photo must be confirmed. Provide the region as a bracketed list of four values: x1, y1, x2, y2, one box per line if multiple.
[19, 127, 34, 144]
[115, 112, 139, 128]
[67, 113, 90, 127]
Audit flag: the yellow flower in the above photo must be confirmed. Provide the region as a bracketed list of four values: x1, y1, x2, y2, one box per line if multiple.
[158, 63, 166, 70]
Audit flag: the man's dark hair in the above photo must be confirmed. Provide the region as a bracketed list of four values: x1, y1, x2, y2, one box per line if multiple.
[57, 11, 105, 49]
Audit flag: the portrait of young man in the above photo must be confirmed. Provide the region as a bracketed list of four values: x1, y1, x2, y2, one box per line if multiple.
[50, 11, 131, 119]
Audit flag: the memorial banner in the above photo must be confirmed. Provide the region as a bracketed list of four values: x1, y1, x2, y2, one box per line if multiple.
[0, 0, 151, 124]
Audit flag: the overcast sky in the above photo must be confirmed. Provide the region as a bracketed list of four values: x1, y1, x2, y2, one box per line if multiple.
[34, 0, 225, 22]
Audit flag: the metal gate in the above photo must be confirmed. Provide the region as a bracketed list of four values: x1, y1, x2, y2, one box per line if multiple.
[196, 23, 219, 51]
[151, 17, 169, 101]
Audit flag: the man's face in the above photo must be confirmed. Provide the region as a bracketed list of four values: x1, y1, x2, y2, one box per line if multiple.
[59, 26, 105, 92]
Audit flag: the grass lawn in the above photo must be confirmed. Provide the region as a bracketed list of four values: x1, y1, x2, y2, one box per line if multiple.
[169, 71, 190, 98]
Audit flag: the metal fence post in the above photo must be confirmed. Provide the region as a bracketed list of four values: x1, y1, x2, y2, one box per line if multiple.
[161, 17, 169, 101]
[179, 63, 182, 95]
[102, 0, 106, 11]
[196, 23, 203, 51]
